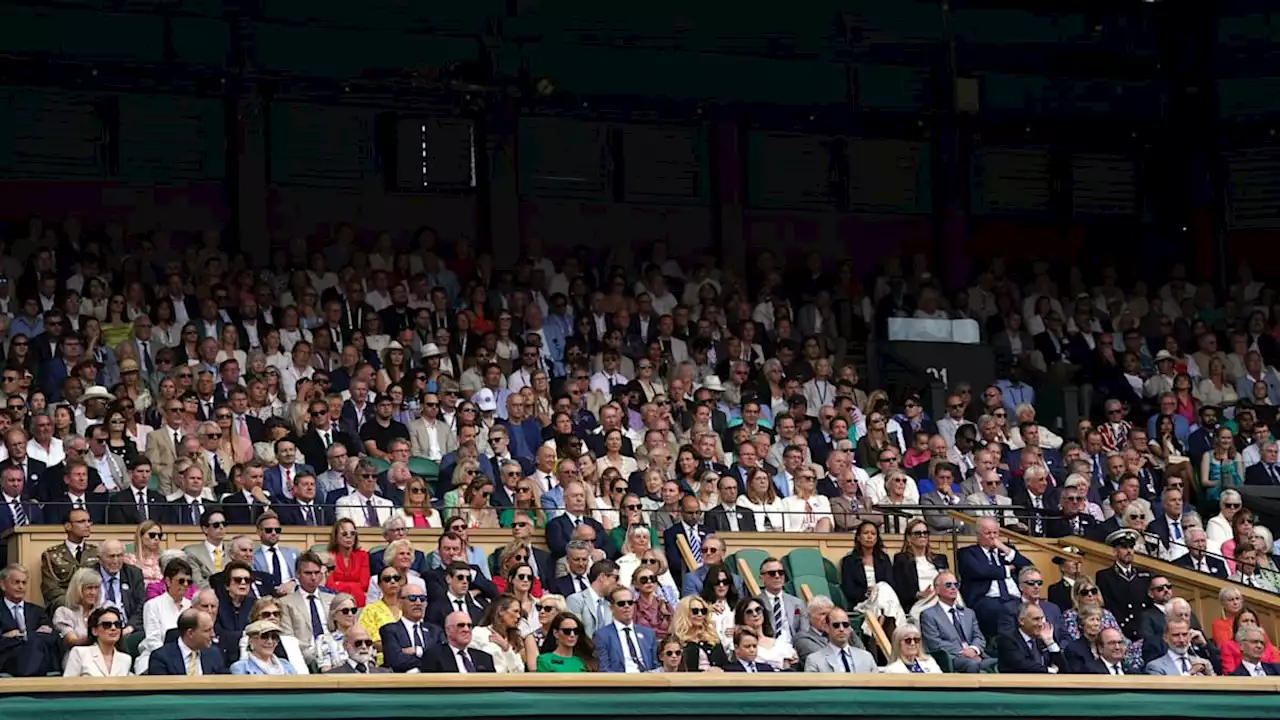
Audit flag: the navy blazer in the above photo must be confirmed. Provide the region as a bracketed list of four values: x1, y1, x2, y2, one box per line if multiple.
[0, 600, 55, 676]
[148, 640, 228, 675]
[425, 595, 486, 628]
[546, 514, 613, 559]
[0, 498, 43, 534]
[723, 659, 778, 672]
[106, 488, 167, 525]
[220, 493, 269, 526]
[956, 544, 1033, 609]
[47, 493, 107, 524]
[424, 565, 498, 604]
[995, 630, 1065, 674]
[273, 500, 334, 527]
[422, 643, 496, 673]
[663, 522, 710, 581]
[379, 620, 444, 672]
[262, 464, 315, 499]
[1171, 552, 1230, 579]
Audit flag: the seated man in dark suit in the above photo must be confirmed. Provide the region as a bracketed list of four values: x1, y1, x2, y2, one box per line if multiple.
[47, 459, 107, 524]
[426, 561, 489, 627]
[995, 567, 1064, 638]
[723, 627, 778, 672]
[326, 625, 389, 673]
[422, 609, 495, 672]
[106, 457, 166, 526]
[662, 495, 710, 584]
[1074, 627, 1128, 674]
[424, 532, 497, 602]
[0, 563, 59, 677]
[147, 608, 229, 675]
[379, 580, 444, 672]
[273, 473, 333, 527]
[1171, 527, 1229, 579]
[704, 476, 756, 533]
[996, 602, 1066, 673]
[545, 480, 616, 560]
[0, 462, 43, 534]
[956, 518, 1032, 635]
[1230, 625, 1280, 676]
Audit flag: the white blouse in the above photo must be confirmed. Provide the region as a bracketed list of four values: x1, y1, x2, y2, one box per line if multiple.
[469, 625, 525, 674]
[737, 496, 786, 531]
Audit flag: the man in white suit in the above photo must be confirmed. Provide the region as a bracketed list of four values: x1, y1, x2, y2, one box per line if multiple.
[334, 458, 393, 528]
[802, 608, 876, 673]
[919, 572, 997, 672]
[564, 560, 619, 640]
[277, 551, 336, 662]
[407, 393, 457, 462]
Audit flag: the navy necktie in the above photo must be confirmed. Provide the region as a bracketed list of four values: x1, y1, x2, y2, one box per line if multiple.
[269, 547, 283, 585]
[458, 649, 476, 672]
[308, 595, 324, 638]
[623, 627, 644, 670]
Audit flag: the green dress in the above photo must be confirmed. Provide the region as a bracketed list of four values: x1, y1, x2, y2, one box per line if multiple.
[536, 653, 587, 673]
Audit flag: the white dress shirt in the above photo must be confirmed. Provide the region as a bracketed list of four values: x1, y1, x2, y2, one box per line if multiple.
[613, 621, 643, 673]
[26, 438, 64, 467]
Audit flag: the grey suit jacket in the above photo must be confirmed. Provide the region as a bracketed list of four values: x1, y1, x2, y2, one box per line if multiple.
[408, 418, 458, 461]
[920, 603, 985, 656]
[565, 588, 608, 639]
[279, 589, 336, 660]
[803, 645, 877, 673]
[919, 491, 964, 532]
[964, 492, 1018, 528]
[757, 591, 808, 638]
[1145, 652, 1213, 676]
[181, 542, 227, 589]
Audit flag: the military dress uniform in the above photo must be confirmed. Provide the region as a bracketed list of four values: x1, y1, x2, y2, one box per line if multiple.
[40, 541, 99, 612]
[1096, 562, 1151, 640]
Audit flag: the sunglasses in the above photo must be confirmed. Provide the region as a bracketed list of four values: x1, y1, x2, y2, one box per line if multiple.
[662, 649, 682, 658]
[351, 639, 375, 648]
[258, 633, 281, 642]
[761, 569, 785, 577]
[230, 576, 252, 584]
[381, 574, 402, 583]
[261, 527, 281, 534]
[258, 610, 281, 618]
[336, 607, 359, 615]
[909, 530, 930, 538]
[97, 620, 124, 629]
[690, 607, 708, 616]
[1022, 579, 1044, 587]
[514, 573, 532, 581]
[641, 558, 660, 566]
[1080, 587, 1100, 596]
[556, 626, 580, 635]
[146, 532, 166, 540]
[207, 521, 226, 529]
[405, 594, 428, 602]
[902, 637, 922, 645]
[744, 606, 763, 616]
[829, 621, 851, 629]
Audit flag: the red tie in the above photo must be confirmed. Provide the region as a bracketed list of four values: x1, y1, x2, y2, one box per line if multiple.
[284, 468, 292, 487]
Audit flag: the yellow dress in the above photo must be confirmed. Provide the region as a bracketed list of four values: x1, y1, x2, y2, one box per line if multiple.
[358, 600, 401, 666]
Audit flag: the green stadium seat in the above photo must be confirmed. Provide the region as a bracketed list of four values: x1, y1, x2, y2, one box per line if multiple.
[310, 543, 328, 554]
[369, 457, 391, 474]
[148, 472, 160, 491]
[931, 649, 955, 673]
[783, 548, 833, 582]
[408, 457, 438, 478]
[730, 548, 770, 588]
[122, 630, 145, 658]
[786, 574, 833, 604]
[124, 543, 135, 554]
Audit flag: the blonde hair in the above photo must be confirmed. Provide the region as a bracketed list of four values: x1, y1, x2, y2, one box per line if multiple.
[383, 538, 415, 567]
[671, 595, 720, 646]
[66, 567, 102, 608]
[134, 520, 164, 560]
[451, 459, 479, 489]
[250, 596, 280, 621]
[888, 623, 923, 664]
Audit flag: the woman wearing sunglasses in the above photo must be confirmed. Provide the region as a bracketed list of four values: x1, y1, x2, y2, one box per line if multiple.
[1060, 577, 1143, 672]
[392, 477, 443, 529]
[455, 476, 500, 529]
[231, 619, 298, 675]
[314, 593, 360, 673]
[632, 567, 672, 639]
[732, 597, 797, 670]
[522, 594, 567, 671]
[891, 519, 950, 619]
[536, 611, 598, 673]
[63, 607, 133, 676]
[609, 494, 659, 554]
[493, 544, 544, 599]
[880, 624, 942, 674]
[499, 480, 546, 529]
[669, 596, 729, 671]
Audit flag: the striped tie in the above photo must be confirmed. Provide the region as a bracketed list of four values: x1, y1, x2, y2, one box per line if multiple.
[772, 596, 784, 631]
[687, 529, 703, 565]
[11, 502, 27, 527]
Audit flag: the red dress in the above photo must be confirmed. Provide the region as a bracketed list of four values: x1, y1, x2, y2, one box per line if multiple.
[326, 549, 371, 607]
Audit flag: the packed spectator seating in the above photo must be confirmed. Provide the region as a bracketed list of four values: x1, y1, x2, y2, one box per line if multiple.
[0, 222, 1277, 682]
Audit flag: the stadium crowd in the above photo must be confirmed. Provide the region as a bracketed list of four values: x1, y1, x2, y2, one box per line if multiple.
[0, 220, 1276, 678]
